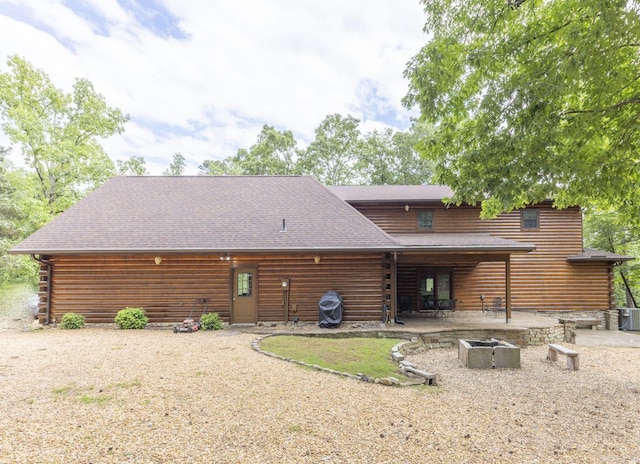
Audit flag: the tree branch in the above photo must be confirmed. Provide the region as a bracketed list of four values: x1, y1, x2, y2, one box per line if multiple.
[560, 98, 640, 116]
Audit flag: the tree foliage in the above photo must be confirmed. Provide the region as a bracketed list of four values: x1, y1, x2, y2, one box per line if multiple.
[404, 0, 640, 221]
[163, 152, 186, 176]
[198, 115, 434, 185]
[584, 209, 640, 306]
[198, 158, 241, 176]
[0, 148, 36, 281]
[0, 55, 128, 217]
[232, 125, 297, 175]
[296, 114, 362, 185]
[117, 155, 148, 176]
[357, 122, 435, 185]
[0, 147, 21, 241]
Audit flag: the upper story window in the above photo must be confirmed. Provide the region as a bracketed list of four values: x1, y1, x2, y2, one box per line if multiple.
[418, 211, 434, 230]
[521, 209, 540, 230]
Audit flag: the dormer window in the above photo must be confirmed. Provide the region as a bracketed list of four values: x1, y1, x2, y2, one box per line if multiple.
[521, 209, 539, 230]
[418, 211, 434, 230]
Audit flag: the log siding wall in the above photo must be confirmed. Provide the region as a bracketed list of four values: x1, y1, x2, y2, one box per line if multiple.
[354, 203, 612, 312]
[44, 255, 231, 324]
[35, 202, 612, 322]
[40, 253, 387, 324]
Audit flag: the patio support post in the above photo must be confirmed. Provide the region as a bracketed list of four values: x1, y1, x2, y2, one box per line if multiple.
[506, 258, 511, 323]
[391, 252, 398, 322]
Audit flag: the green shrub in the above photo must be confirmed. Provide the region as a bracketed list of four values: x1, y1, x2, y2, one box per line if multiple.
[60, 312, 85, 329]
[115, 307, 148, 329]
[200, 312, 223, 330]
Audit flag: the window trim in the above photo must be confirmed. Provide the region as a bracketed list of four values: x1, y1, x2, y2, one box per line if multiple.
[417, 210, 434, 231]
[521, 208, 540, 231]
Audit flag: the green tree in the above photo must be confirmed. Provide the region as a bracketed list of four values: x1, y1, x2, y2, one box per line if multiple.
[0, 147, 20, 240]
[163, 152, 186, 176]
[197, 158, 241, 176]
[0, 148, 36, 281]
[297, 114, 361, 185]
[404, 1, 640, 221]
[0, 55, 128, 217]
[356, 122, 435, 185]
[584, 209, 639, 307]
[232, 125, 297, 175]
[117, 155, 148, 176]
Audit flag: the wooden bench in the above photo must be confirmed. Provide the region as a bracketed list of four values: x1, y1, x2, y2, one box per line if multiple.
[546, 343, 579, 370]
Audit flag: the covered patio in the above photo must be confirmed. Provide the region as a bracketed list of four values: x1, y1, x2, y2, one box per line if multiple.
[389, 233, 536, 322]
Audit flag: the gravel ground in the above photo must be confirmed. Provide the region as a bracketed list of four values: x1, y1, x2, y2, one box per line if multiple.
[0, 322, 639, 463]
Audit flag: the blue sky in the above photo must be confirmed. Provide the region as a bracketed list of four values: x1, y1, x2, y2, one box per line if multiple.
[0, 0, 427, 174]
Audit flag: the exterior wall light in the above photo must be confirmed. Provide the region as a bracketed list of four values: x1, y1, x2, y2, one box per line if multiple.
[154, 255, 162, 265]
[405, 204, 410, 212]
[314, 255, 321, 264]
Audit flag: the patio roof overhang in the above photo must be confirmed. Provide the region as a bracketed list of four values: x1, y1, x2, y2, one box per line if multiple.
[567, 248, 634, 263]
[391, 233, 535, 253]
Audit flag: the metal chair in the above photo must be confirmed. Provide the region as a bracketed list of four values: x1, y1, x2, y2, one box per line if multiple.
[438, 298, 456, 317]
[493, 297, 505, 316]
[397, 295, 413, 315]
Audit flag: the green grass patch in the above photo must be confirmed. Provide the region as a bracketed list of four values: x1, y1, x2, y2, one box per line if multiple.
[110, 380, 141, 389]
[52, 385, 73, 396]
[78, 394, 112, 405]
[260, 336, 410, 380]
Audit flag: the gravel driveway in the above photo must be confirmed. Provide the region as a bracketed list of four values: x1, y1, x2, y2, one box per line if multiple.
[0, 326, 639, 463]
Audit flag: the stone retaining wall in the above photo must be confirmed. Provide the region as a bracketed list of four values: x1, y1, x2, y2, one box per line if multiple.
[278, 325, 564, 347]
[524, 310, 607, 329]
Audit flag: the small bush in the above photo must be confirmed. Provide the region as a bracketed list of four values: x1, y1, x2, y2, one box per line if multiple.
[60, 312, 85, 329]
[115, 307, 148, 329]
[200, 312, 223, 330]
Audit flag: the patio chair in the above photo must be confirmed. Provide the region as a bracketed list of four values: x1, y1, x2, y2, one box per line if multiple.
[492, 297, 505, 316]
[397, 295, 413, 315]
[437, 298, 456, 317]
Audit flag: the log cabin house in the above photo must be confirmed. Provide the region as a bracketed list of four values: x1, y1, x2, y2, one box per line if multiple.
[10, 176, 631, 325]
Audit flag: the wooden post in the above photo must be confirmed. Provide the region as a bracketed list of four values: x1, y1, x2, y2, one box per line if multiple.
[391, 252, 398, 322]
[506, 258, 511, 323]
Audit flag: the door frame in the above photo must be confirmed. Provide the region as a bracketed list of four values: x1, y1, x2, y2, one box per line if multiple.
[231, 265, 258, 324]
[417, 267, 453, 310]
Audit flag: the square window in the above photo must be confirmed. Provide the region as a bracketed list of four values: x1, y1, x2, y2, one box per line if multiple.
[237, 272, 253, 297]
[521, 209, 539, 230]
[418, 211, 434, 230]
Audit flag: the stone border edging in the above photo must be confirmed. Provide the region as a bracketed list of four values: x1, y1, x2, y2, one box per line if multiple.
[252, 334, 431, 387]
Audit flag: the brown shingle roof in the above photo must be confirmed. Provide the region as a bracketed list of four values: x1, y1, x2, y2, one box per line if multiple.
[328, 184, 454, 202]
[10, 176, 399, 254]
[567, 248, 634, 263]
[392, 233, 535, 252]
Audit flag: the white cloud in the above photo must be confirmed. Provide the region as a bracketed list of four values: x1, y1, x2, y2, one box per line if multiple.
[0, 0, 427, 174]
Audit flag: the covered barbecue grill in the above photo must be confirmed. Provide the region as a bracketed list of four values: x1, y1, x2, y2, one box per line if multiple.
[318, 290, 343, 328]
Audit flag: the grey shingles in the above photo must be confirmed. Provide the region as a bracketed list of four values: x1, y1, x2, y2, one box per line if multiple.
[392, 233, 535, 252]
[328, 184, 454, 202]
[567, 248, 634, 262]
[10, 176, 546, 256]
[10, 176, 399, 254]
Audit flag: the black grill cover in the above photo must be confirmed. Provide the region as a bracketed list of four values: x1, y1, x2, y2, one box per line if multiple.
[318, 290, 343, 328]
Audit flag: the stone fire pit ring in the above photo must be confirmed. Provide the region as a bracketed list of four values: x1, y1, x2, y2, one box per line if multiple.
[458, 338, 521, 369]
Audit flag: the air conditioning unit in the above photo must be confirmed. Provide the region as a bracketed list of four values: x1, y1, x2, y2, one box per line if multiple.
[619, 308, 640, 331]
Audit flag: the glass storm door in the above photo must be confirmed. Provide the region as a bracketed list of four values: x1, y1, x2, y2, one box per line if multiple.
[419, 272, 452, 309]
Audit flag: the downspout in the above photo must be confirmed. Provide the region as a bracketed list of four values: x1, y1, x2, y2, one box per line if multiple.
[30, 254, 52, 325]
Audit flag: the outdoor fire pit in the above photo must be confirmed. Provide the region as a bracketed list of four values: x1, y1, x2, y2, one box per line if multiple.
[458, 338, 520, 369]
